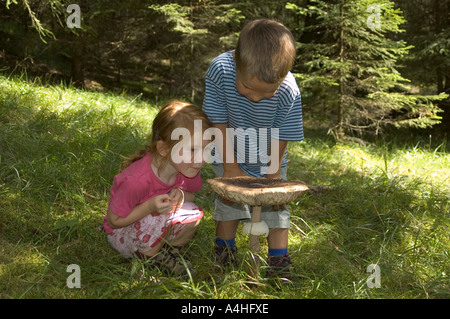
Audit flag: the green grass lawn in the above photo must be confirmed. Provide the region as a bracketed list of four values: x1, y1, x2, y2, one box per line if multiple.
[0, 75, 448, 299]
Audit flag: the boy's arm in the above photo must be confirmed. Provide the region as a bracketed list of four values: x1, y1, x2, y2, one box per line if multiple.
[265, 139, 288, 179]
[213, 123, 246, 178]
[212, 123, 246, 206]
[266, 139, 288, 210]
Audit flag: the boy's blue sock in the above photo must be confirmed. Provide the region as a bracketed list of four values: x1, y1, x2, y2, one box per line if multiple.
[268, 248, 288, 256]
[215, 237, 236, 247]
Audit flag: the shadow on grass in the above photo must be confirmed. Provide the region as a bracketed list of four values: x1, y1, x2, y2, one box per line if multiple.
[282, 127, 449, 298]
[0, 80, 159, 297]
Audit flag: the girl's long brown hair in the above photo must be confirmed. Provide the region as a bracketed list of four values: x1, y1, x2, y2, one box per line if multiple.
[120, 100, 212, 172]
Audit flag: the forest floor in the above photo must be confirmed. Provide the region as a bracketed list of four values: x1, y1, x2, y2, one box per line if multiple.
[0, 74, 448, 301]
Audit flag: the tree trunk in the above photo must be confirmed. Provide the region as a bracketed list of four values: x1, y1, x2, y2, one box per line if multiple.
[433, 0, 450, 130]
[71, 36, 84, 88]
[336, 0, 345, 139]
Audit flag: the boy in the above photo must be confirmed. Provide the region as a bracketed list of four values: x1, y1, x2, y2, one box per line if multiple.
[203, 19, 303, 283]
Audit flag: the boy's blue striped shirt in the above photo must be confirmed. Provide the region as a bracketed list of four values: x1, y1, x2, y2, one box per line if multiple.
[203, 51, 304, 177]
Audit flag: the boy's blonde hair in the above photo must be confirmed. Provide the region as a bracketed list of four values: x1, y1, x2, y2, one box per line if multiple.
[235, 19, 296, 84]
[120, 100, 212, 172]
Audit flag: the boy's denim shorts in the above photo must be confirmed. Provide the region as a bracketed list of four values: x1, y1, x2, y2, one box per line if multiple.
[212, 164, 290, 229]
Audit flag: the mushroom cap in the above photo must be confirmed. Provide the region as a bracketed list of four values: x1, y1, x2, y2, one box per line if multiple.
[207, 176, 309, 206]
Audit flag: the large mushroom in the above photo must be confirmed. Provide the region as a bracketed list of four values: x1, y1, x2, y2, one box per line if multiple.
[207, 176, 309, 279]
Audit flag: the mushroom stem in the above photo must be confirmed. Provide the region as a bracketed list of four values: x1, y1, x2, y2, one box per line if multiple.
[249, 205, 262, 279]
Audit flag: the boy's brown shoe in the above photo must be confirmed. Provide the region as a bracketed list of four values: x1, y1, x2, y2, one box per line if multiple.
[266, 254, 294, 285]
[214, 244, 238, 268]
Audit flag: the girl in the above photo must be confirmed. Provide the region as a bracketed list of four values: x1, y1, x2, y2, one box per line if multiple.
[104, 100, 213, 275]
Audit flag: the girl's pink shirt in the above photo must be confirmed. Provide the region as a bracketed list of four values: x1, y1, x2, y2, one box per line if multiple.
[104, 153, 202, 234]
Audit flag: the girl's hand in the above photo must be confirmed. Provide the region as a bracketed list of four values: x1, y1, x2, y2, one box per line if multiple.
[169, 188, 184, 212]
[149, 194, 173, 214]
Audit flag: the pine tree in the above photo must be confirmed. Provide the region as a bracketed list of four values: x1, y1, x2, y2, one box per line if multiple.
[287, 0, 447, 138]
[148, 1, 245, 101]
[395, 0, 450, 130]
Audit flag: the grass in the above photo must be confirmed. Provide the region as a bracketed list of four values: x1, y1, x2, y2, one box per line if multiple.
[0, 74, 448, 299]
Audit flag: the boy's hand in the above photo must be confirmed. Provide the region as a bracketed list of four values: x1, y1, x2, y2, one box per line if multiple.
[266, 172, 287, 211]
[265, 139, 289, 211]
[220, 165, 247, 205]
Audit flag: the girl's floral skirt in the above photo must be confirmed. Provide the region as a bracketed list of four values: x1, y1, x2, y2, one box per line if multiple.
[107, 202, 203, 258]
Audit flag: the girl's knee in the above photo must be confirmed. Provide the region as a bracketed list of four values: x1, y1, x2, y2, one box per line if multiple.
[189, 219, 201, 228]
[169, 221, 200, 246]
[138, 240, 164, 257]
